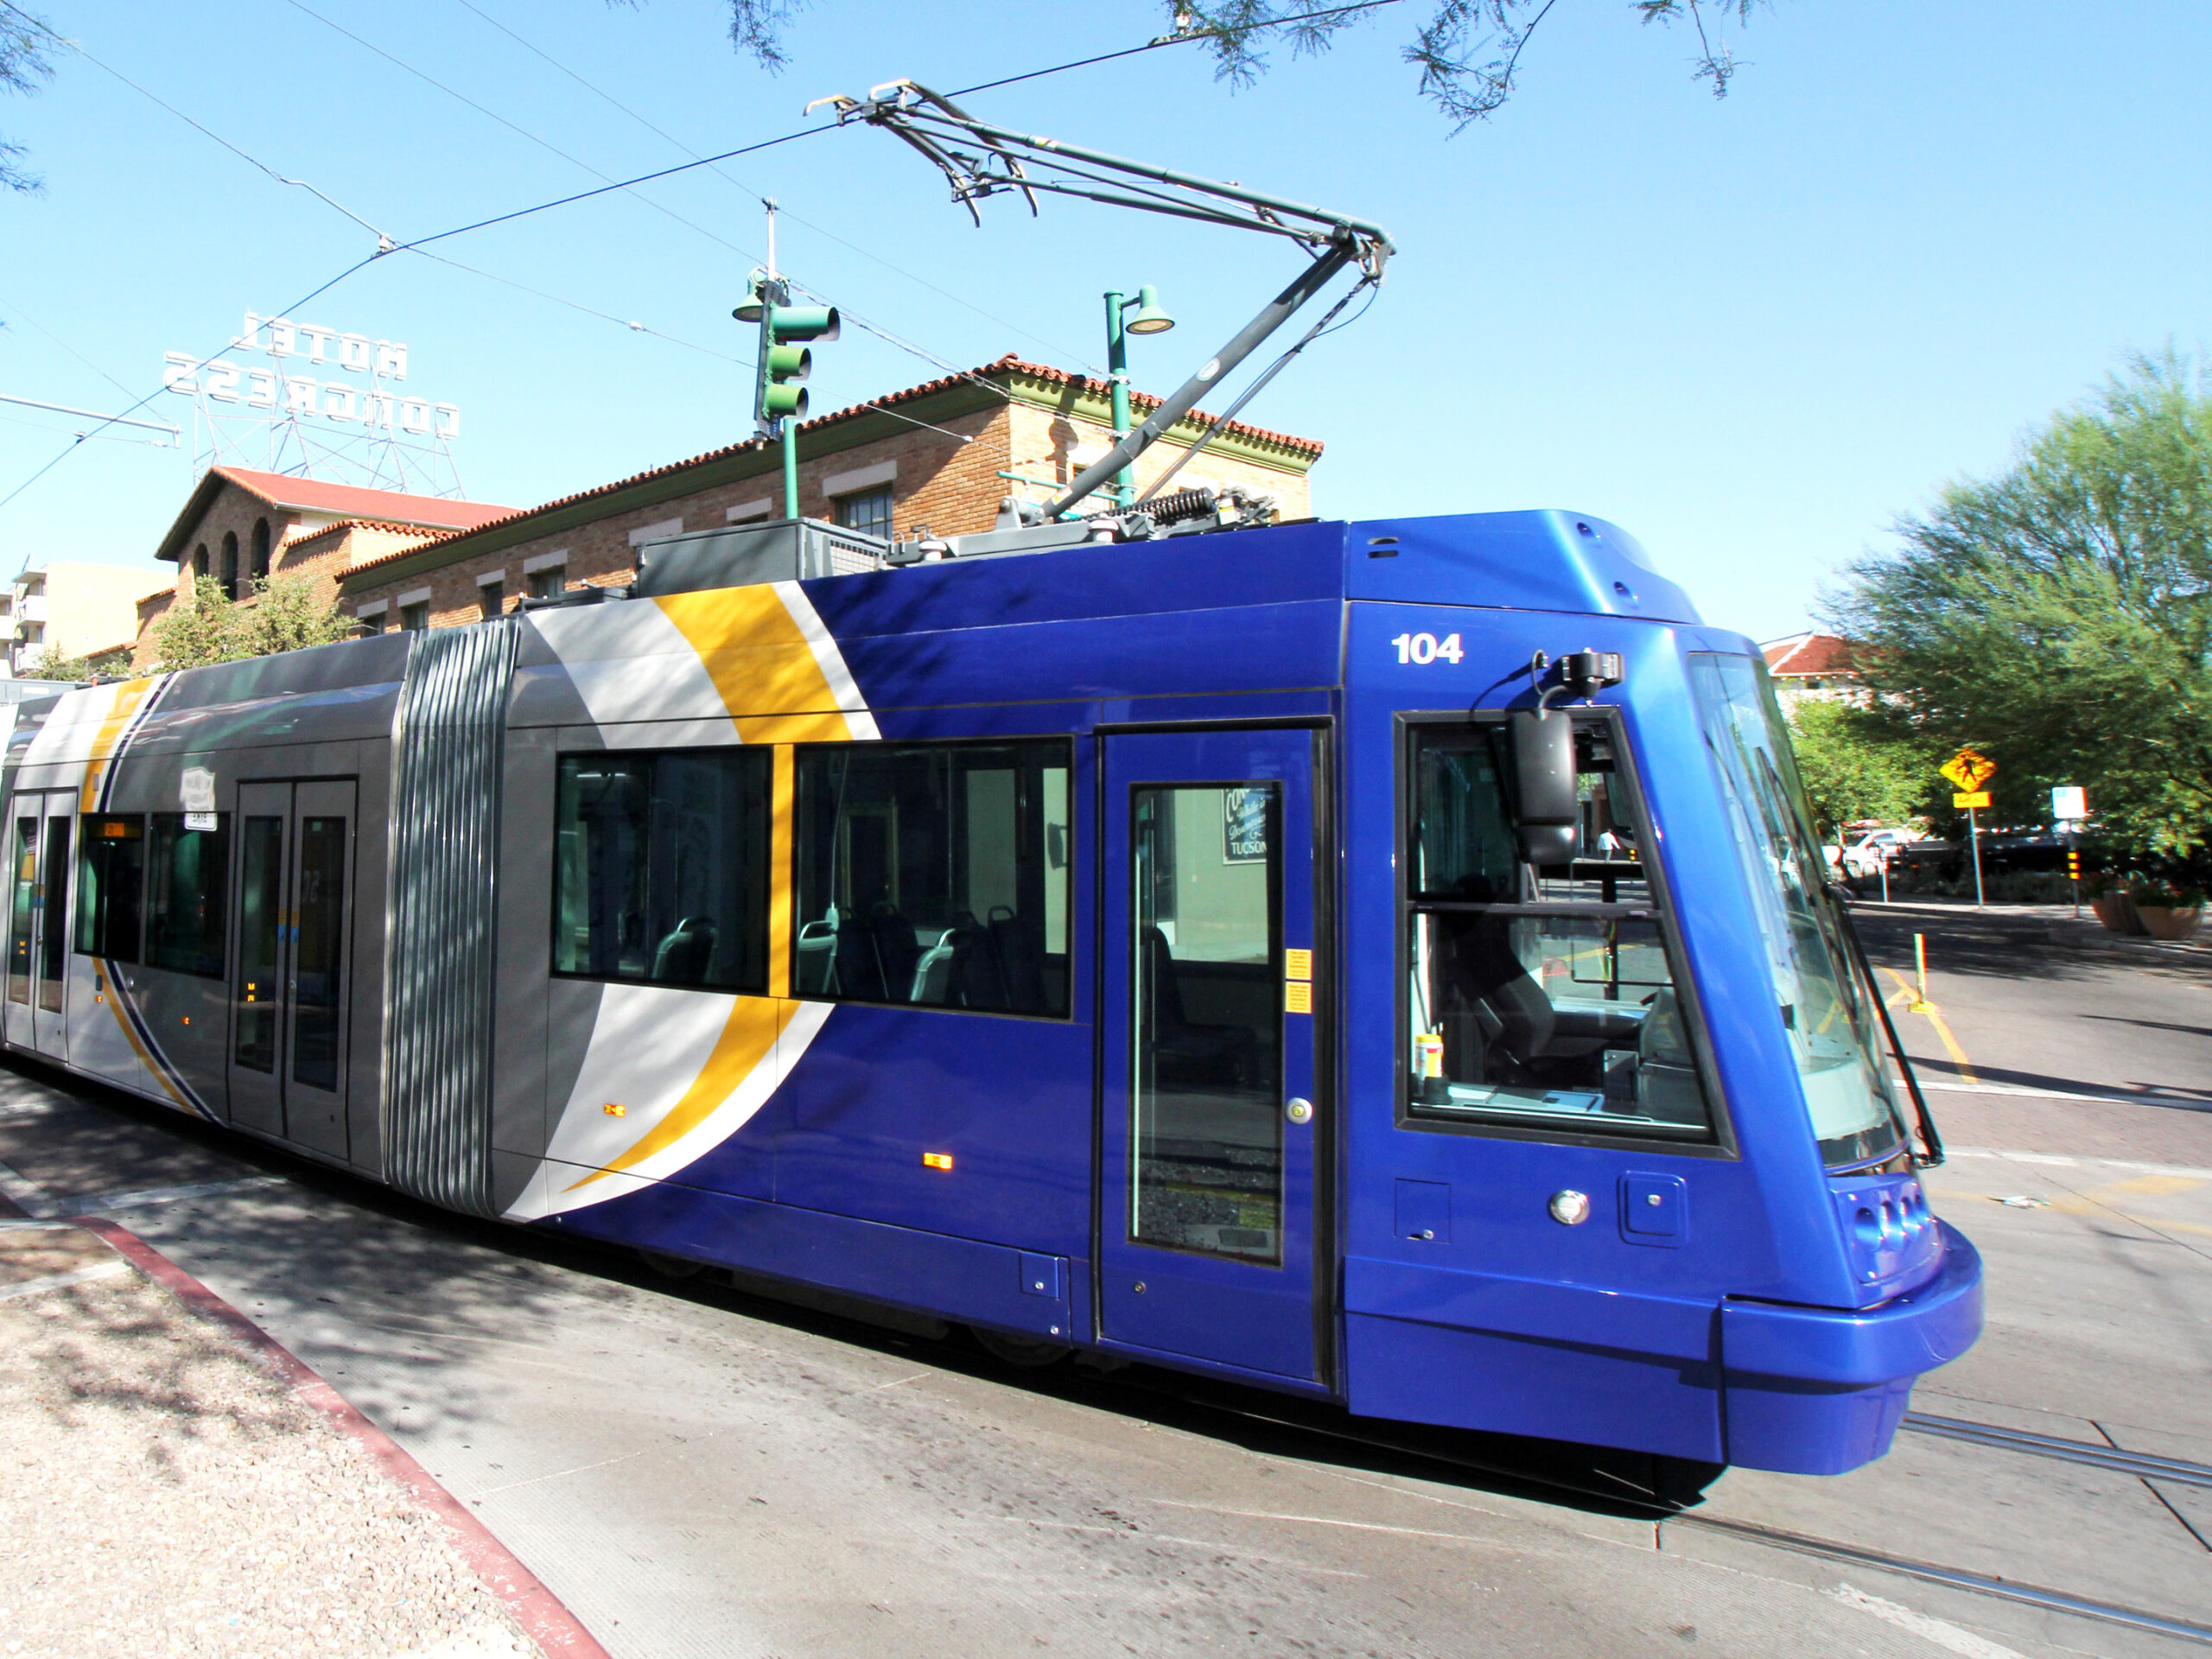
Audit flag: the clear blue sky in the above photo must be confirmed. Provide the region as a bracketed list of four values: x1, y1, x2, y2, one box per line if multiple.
[1, 1, 2205, 641]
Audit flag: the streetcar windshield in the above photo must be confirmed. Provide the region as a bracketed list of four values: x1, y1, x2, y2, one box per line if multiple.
[1688, 652, 1907, 1168]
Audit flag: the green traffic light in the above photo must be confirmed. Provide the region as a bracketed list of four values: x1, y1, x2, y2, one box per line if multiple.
[762, 383, 808, 419]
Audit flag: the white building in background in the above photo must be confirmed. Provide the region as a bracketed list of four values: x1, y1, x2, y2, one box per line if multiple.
[3, 562, 171, 677]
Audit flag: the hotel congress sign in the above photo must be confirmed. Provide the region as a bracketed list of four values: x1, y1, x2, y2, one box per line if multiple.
[162, 312, 461, 438]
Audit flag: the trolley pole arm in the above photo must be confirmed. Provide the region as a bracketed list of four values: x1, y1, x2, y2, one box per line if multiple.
[1049, 240, 1355, 518]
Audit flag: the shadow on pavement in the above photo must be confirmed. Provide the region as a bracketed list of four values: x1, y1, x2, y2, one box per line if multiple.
[0, 1052, 1721, 1535]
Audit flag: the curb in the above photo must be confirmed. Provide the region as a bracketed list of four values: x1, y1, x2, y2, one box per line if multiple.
[69, 1217, 613, 1659]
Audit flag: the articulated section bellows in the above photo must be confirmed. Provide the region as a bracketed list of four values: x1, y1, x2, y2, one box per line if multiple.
[382, 621, 519, 1217]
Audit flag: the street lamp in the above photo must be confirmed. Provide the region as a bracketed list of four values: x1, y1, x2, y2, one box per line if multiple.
[1103, 284, 1174, 510]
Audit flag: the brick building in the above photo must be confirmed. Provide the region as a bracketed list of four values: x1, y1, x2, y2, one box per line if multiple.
[131, 468, 521, 669]
[338, 355, 1322, 632]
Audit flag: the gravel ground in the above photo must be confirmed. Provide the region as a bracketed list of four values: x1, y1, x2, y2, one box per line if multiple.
[0, 1224, 537, 1659]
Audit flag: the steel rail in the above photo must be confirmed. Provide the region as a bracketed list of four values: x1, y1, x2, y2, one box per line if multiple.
[1669, 1514, 2212, 1648]
[1109, 1378, 2212, 1649]
[1903, 1410, 2212, 1490]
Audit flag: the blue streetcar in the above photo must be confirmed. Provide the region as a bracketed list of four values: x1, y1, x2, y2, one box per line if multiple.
[1, 504, 1980, 1475]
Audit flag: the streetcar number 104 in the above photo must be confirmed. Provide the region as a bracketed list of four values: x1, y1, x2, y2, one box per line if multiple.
[1390, 632, 1464, 665]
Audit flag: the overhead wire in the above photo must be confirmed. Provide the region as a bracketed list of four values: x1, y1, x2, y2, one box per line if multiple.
[284, 0, 774, 273]
[2, 1, 1398, 512]
[445, 0, 1090, 376]
[0, 251, 385, 512]
[0, 290, 143, 403]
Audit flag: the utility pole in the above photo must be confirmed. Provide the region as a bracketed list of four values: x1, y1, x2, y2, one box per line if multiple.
[1102, 286, 1174, 511]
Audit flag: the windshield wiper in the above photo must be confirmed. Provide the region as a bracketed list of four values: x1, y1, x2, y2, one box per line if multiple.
[1832, 889, 1945, 1169]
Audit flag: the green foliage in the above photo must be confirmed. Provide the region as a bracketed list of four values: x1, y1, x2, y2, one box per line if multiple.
[149, 575, 352, 673]
[231, 571, 358, 658]
[1826, 353, 2212, 865]
[1, 6, 55, 195]
[1783, 697, 1935, 839]
[149, 577, 238, 672]
[16, 642, 96, 682]
[715, 2, 1764, 126]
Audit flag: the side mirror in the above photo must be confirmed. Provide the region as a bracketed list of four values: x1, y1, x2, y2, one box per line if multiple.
[1510, 710, 1580, 866]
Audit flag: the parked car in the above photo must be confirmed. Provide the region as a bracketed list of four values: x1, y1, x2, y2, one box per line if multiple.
[1837, 826, 1923, 880]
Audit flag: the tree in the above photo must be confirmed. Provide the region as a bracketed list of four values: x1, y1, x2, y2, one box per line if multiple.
[1825, 353, 2212, 863]
[1783, 697, 1934, 841]
[147, 573, 352, 673]
[230, 571, 358, 658]
[149, 576, 238, 672]
[16, 641, 94, 682]
[1, 5, 55, 194]
[709, 1, 1766, 127]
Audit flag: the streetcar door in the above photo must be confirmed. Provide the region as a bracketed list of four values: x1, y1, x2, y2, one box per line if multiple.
[227, 779, 355, 1154]
[6, 791, 73, 1060]
[1099, 728, 1325, 1382]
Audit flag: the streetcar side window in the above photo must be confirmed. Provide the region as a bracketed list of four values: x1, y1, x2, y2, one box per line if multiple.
[76, 815, 145, 963]
[147, 814, 229, 978]
[1402, 718, 1717, 1141]
[552, 748, 772, 993]
[792, 741, 1073, 1017]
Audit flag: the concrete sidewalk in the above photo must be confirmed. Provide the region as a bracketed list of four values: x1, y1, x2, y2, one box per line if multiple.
[0, 1218, 597, 1659]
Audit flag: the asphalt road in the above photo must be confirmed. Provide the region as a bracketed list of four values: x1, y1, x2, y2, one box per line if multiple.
[2, 908, 2208, 1659]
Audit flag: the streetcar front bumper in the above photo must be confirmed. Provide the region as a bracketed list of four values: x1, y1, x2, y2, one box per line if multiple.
[1720, 1221, 1985, 1474]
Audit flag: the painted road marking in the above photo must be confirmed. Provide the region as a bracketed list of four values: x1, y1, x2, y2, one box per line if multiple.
[1906, 1078, 2212, 1111]
[1880, 967, 1980, 1084]
[1830, 1584, 2029, 1659]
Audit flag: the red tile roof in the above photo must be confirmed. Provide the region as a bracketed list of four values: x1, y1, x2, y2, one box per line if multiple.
[340, 355, 1324, 583]
[1763, 632, 1859, 677]
[283, 518, 440, 553]
[213, 467, 518, 529]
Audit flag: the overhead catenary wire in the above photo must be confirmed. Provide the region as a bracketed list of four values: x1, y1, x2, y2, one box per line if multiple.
[448, 0, 1099, 372]
[0, 252, 384, 512]
[0, 4, 1395, 514]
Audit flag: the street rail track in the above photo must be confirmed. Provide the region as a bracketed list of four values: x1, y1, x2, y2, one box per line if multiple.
[1904, 1409, 2212, 1491]
[1115, 1376, 2212, 1649]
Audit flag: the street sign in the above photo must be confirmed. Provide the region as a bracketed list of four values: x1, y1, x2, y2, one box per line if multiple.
[1953, 791, 1991, 810]
[1940, 748, 1996, 792]
[2051, 785, 2087, 821]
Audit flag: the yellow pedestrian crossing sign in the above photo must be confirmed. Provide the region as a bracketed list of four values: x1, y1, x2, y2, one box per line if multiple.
[1940, 748, 1996, 792]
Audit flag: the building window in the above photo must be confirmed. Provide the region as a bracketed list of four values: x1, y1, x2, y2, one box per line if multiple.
[75, 815, 145, 963]
[527, 568, 565, 601]
[193, 544, 209, 581]
[834, 487, 894, 543]
[400, 601, 429, 632]
[479, 580, 505, 620]
[355, 608, 386, 634]
[221, 531, 239, 598]
[250, 518, 271, 583]
[793, 741, 1072, 1015]
[552, 748, 772, 991]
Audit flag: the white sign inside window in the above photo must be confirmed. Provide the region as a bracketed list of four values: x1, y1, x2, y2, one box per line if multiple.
[181, 766, 216, 830]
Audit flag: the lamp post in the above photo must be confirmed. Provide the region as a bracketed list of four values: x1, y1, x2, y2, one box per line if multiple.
[1102, 284, 1174, 510]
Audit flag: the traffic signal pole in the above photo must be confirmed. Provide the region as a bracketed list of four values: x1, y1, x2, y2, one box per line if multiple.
[738, 200, 838, 524]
